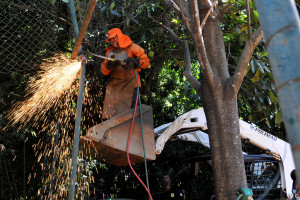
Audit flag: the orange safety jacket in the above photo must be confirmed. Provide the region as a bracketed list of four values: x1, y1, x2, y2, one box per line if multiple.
[101, 28, 150, 87]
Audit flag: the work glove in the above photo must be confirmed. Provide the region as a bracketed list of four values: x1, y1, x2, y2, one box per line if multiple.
[106, 60, 121, 70]
[123, 58, 140, 71]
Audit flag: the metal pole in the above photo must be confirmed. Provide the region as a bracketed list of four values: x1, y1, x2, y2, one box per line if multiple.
[68, 56, 86, 200]
[41, 147, 47, 199]
[256, 0, 300, 198]
[48, 123, 60, 200]
[71, 0, 98, 59]
[23, 138, 25, 199]
[68, 0, 79, 38]
[67, 0, 94, 198]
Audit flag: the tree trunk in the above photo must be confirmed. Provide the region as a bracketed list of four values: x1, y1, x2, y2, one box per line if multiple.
[163, 1, 254, 199]
[199, 7, 247, 200]
[201, 80, 247, 199]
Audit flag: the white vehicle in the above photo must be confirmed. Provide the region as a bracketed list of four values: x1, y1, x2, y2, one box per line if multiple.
[154, 108, 297, 199]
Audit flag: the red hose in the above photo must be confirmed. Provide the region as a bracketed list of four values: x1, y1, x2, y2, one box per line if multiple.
[126, 84, 153, 200]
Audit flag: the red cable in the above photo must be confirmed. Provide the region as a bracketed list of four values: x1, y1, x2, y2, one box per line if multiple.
[126, 81, 153, 200]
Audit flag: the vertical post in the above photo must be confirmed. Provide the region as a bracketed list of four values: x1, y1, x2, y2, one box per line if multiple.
[48, 123, 60, 200]
[23, 138, 26, 199]
[68, 0, 81, 199]
[71, 0, 98, 59]
[68, 57, 86, 200]
[68, 0, 96, 198]
[68, 0, 79, 38]
[256, 0, 300, 198]
[41, 149, 46, 200]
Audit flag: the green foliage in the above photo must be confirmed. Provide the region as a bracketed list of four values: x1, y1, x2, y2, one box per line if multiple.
[150, 61, 202, 126]
[1, 0, 292, 199]
[220, 1, 285, 140]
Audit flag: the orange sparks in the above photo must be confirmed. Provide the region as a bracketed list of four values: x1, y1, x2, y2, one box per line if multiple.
[7, 54, 81, 128]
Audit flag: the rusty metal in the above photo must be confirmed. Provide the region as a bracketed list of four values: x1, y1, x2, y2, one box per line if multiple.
[70, 0, 98, 59]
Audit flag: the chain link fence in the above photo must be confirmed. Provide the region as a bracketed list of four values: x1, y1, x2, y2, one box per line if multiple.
[0, 0, 72, 74]
[0, 0, 114, 75]
[1, 0, 148, 199]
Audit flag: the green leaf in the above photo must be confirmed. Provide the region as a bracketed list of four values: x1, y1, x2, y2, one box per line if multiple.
[261, 51, 268, 57]
[110, 2, 115, 10]
[179, 61, 185, 68]
[275, 111, 282, 125]
[225, 33, 235, 39]
[100, 6, 107, 13]
[253, 10, 260, 22]
[155, 5, 165, 10]
[237, 0, 247, 7]
[251, 69, 260, 82]
[250, 60, 256, 73]
[110, 9, 121, 17]
[263, 65, 271, 73]
[256, 61, 264, 73]
[51, 0, 56, 5]
[140, 33, 145, 43]
[269, 91, 276, 103]
[171, 18, 179, 24]
[240, 34, 248, 42]
[231, 10, 235, 17]
[249, 114, 253, 121]
[141, 95, 148, 102]
[257, 102, 262, 111]
[266, 118, 271, 128]
[148, 51, 154, 58]
[240, 26, 248, 32]
[245, 65, 251, 76]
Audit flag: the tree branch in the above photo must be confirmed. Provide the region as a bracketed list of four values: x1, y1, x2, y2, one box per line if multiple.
[200, 0, 218, 29]
[232, 27, 263, 95]
[190, 0, 214, 85]
[182, 40, 202, 96]
[179, 0, 192, 32]
[147, 15, 202, 96]
[246, 0, 251, 40]
[163, 0, 182, 17]
[147, 15, 181, 43]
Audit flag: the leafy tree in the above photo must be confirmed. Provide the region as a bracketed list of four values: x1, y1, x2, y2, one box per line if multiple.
[160, 0, 264, 199]
[2, 0, 296, 199]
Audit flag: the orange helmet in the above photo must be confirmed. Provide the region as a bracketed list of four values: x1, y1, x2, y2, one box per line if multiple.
[106, 28, 132, 48]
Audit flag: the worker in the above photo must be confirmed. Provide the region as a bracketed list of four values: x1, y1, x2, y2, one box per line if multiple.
[159, 174, 184, 200]
[101, 28, 150, 120]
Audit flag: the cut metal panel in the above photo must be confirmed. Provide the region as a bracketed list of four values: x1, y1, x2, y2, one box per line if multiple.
[80, 104, 156, 166]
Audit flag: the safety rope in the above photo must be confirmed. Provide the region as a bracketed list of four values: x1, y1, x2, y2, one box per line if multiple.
[126, 69, 153, 200]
